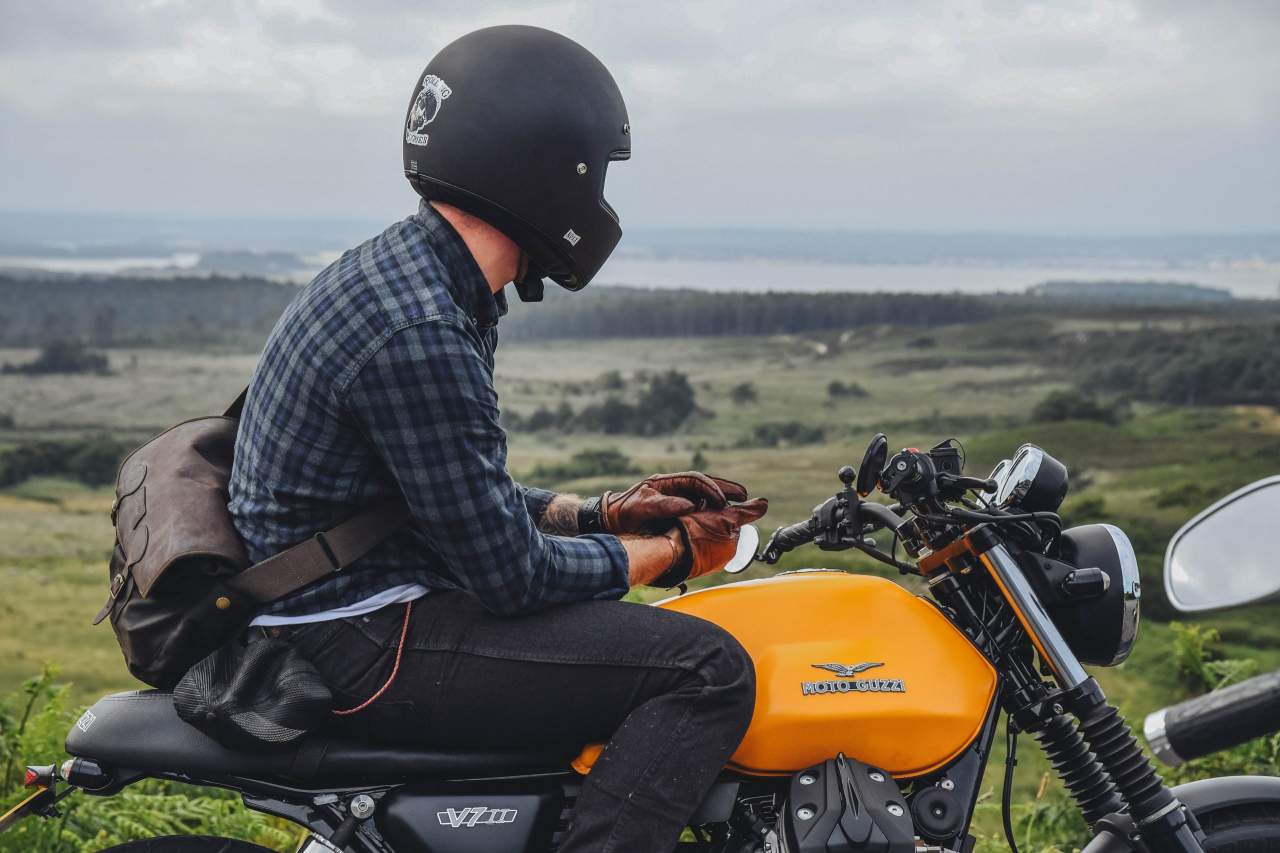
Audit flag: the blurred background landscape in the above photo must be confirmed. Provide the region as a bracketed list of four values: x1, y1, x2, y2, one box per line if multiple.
[2, 1, 1279, 850]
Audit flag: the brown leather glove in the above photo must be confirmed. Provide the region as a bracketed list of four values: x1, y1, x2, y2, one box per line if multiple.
[653, 498, 769, 588]
[595, 472, 750, 535]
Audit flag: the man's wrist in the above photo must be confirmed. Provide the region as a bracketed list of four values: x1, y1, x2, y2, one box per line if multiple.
[539, 494, 584, 536]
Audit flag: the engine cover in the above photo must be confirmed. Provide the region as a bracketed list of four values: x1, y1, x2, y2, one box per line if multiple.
[376, 780, 562, 853]
[779, 755, 914, 852]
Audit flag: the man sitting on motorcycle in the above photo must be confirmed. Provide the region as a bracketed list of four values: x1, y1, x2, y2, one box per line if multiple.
[227, 25, 767, 853]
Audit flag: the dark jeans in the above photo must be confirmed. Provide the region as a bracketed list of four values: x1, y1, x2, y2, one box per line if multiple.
[281, 591, 756, 853]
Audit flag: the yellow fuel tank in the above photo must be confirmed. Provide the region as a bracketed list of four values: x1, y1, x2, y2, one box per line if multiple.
[659, 571, 997, 778]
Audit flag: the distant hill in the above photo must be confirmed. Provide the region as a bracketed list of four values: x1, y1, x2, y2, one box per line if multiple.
[1028, 280, 1233, 304]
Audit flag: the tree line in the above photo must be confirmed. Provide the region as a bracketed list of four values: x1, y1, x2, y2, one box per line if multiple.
[0, 273, 297, 347]
[3, 272, 1276, 354]
[0, 273, 1010, 347]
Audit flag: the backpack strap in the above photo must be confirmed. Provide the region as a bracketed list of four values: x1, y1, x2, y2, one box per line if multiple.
[225, 386, 249, 419]
[229, 501, 412, 603]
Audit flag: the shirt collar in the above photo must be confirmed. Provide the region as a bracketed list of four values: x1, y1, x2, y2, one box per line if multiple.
[415, 200, 508, 329]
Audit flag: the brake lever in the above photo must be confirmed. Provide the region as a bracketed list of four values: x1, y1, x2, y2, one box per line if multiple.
[856, 500, 909, 533]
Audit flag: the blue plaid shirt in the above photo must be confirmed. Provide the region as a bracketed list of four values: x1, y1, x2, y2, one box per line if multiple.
[228, 202, 630, 617]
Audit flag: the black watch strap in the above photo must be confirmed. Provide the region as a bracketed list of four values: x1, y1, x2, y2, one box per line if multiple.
[578, 495, 604, 535]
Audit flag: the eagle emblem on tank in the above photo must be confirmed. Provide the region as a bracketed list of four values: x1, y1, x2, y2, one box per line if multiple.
[405, 74, 452, 146]
[812, 662, 884, 677]
[804, 661, 905, 695]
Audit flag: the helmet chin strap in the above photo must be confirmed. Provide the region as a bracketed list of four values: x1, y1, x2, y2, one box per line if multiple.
[513, 253, 545, 303]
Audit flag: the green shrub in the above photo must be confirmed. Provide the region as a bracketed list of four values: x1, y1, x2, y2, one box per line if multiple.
[1, 341, 111, 376]
[574, 396, 636, 435]
[729, 382, 758, 405]
[575, 370, 700, 436]
[597, 370, 626, 391]
[1154, 481, 1223, 509]
[743, 421, 826, 448]
[1163, 623, 1279, 786]
[0, 667, 301, 853]
[0, 436, 131, 489]
[507, 400, 576, 433]
[526, 448, 641, 487]
[1171, 622, 1220, 692]
[1031, 389, 1124, 425]
[827, 380, 868, 399]
[1171, 622, 1259, 693]
[1169, 732, 1280, 786]
[1059, 495, 1107, 527]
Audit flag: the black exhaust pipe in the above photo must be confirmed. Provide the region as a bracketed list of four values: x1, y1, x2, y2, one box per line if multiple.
[1145, 670, 1280, 766]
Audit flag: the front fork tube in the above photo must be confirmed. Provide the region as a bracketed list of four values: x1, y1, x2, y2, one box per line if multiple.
[979, 540, 1206, 852]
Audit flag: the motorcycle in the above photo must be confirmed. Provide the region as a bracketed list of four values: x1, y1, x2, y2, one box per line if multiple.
[6, 435, 1280, 852]
[1144, 476, 1280, 769]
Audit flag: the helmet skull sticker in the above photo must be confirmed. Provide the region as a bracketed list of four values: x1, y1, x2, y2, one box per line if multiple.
[406, 75, 452, 146]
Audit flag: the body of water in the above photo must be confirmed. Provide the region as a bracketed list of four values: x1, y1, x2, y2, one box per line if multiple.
[3, 252, 1279, 299]
[0, 253, 200, 275]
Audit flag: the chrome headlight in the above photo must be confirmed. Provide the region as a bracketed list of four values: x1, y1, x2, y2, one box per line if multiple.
[1050, 524, 1142, 666]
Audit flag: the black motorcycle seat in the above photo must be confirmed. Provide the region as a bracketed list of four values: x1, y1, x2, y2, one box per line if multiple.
[65, 691, 576, 787]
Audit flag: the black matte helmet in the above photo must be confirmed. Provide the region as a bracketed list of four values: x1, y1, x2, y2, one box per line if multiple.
[402, 25, 630, 301]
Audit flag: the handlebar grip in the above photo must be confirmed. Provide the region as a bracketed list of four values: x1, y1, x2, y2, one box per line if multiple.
[1145, 670, 1280, 767]
[770, 518, 818, 553]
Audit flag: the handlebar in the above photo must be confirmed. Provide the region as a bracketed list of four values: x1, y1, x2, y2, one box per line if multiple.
[1145, 670, 1280, 767]
[765, 518, 819, 556]
[760, 499, 908, 565]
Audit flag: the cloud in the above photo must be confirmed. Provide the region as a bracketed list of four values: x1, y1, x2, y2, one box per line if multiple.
[0, 0, 1276, 230]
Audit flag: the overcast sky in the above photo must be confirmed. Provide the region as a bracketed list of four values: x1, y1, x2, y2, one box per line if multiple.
[1, 0, 1277, 233]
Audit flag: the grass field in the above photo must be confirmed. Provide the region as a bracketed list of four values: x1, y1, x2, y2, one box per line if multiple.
[3, 318, 1279, 851]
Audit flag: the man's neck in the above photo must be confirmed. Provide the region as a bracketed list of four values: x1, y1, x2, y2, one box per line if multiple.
[430, 201, 519, 294]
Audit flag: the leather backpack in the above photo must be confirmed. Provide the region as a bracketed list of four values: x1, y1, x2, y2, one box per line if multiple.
[95, 390, 409, 689]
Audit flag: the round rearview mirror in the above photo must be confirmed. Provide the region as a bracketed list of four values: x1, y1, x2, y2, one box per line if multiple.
[1165, 476, 1280, 613]
[724, 524, 760, 574]
[857, 433, 889, 497]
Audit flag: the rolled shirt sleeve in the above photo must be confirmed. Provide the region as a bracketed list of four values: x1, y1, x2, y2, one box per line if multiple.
[518, 484, 559, 524]
[342, 319, 629, 615]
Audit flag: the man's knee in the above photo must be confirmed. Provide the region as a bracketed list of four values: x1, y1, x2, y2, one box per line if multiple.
[697, 623, 756, 718]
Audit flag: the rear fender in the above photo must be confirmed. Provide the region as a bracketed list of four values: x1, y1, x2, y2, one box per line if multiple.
[1083, 776, 1280, 852]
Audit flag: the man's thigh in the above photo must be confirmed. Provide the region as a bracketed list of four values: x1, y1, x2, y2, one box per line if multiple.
[308, 592, 745, 750]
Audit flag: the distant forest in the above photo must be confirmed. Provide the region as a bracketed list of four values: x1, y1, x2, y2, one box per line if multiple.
[0, 272, 1006, 346]
[0, 274, 296, 347]
[0, 272, 1273, 349]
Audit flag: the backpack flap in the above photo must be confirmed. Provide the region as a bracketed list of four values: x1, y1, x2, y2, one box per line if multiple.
[112, 416, 249, 600]
[100, 414, 254, 688]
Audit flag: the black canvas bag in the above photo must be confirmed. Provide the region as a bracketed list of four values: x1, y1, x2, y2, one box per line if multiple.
[96, 389, 409, 689]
